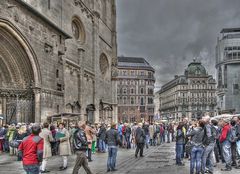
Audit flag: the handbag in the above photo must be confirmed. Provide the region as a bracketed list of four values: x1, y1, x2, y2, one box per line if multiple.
[185, 141, 193, 154]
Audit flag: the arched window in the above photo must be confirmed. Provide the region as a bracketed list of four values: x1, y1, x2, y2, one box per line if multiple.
[72, 16, 86, 43]
[99, 53, 109, 77]
[131, 88, 134, 94]
[140, 97, 144, 105]
[140, 88, 144, 94]
[131, 97, 134, 105]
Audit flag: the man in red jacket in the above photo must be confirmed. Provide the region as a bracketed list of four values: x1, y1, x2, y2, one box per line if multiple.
[220, 118, 232, 171]
[18, 124, 43, 174]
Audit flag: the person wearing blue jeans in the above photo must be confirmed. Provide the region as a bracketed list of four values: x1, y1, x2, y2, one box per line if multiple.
[175, 122, 185, 166]
[186, 119, 206, 174]
[99, 139, 106, 152]
[98, 124, 106, 152]
[107, 147, 117, 171]
[106, 123, 119, 172]
[23, 165, 40, 174]
[190, 146, 204, 174]
[176, 143, 184, 165]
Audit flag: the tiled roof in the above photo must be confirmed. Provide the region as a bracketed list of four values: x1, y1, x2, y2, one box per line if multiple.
[117, 56, 154, 71]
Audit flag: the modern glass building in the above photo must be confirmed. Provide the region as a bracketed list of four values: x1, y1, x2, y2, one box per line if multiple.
[216, 28, 240, 114]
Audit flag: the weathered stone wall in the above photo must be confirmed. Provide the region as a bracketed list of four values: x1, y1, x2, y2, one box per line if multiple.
[0, 0, 118, 122]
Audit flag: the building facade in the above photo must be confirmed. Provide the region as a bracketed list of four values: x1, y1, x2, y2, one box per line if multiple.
[216, 28, 240, 114]
[0, 0, 118, 124]
[157, 60, 217, 121]
[117, 57, 155, 123]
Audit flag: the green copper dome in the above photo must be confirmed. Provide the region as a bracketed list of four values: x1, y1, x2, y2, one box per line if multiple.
[185, 60, 207, 76]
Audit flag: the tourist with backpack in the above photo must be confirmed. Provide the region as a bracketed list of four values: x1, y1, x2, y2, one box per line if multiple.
[201, 115, 216, 174]
[220, 118, 232, 171]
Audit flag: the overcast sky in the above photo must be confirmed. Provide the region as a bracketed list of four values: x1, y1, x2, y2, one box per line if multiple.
[116, 0, 240, 90]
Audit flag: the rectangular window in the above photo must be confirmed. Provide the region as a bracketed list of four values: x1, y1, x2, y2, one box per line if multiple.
[57, 83, 62, 91]
[56, 69, 59, 78]
[57, 105, 59, 113]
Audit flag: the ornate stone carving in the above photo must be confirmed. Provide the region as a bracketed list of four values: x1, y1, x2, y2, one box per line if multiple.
[74, 0, 94, 20]
[44, 43, 53, 55]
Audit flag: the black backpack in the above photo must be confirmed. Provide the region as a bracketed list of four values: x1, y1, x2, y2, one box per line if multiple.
[202, 125, 216, 146]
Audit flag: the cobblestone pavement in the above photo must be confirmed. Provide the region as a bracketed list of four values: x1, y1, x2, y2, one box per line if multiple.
[0, 143, 239, 174]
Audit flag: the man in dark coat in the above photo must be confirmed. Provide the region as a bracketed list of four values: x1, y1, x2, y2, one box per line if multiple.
[105, 123, 120, 172]
[98, 124, 107, 152]
[135, 123, 146, 158]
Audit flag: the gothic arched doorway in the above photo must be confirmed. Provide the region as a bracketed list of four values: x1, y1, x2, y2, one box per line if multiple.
[0, 19, 41, 123]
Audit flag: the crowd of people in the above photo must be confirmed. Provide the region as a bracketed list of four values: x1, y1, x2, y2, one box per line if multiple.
[0, 114, 239, 174]
[175, 114, 240, 174]
[0, 120, 176, 174]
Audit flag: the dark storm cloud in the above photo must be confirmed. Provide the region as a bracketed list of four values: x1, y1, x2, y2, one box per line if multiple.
[116, 0, 240, 89]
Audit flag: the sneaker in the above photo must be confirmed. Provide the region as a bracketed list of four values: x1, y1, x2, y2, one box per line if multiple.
[178, 163, 185, 166]
[232, 163, 237, 166]
[40, 170, 50, 173]
[59, 167, 67, 171]
[221, 168, 232, 171]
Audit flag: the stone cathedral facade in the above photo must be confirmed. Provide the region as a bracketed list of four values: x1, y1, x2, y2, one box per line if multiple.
[0, 0, 118, 124]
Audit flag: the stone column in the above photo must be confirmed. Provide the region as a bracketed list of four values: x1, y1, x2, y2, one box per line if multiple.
[16, 95, 21, 123]
[78, 48, 85, 121]
[92, 13, 100, 124]
[34, 89, 41, 123]
[2, 97, 6, 123]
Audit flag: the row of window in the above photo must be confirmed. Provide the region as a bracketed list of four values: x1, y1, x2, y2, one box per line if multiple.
[118, 96, 154, 105]
[180, 92, 215, 97]
[119, 70, 153, 77]
[180, 85, 214, 90]
[161, 92, 215, 100]
[118, 88, 154, 95]
[118, 79, 154, 86]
